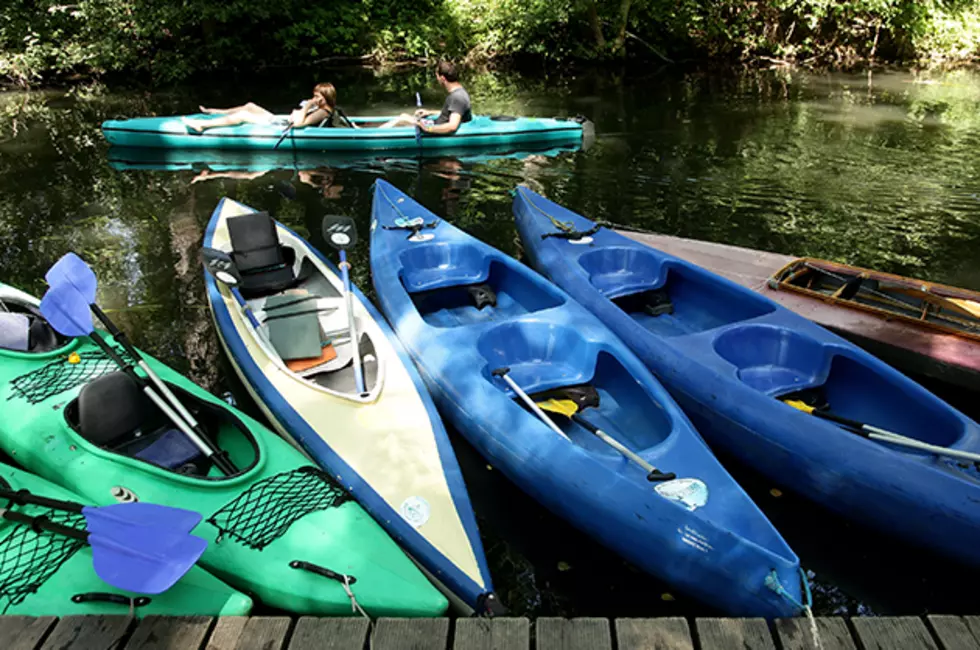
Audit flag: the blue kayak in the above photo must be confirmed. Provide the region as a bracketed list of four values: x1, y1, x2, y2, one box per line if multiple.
[101, 114, 589, 152]
[513, 186, 980, 568]
[370, 179, 804, 618]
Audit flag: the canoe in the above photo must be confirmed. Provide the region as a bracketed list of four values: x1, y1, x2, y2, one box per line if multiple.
[0, 461, 252, 617]
[617, 231, 980, 391]
[513, 188, 980, 568]
[101, 114, 591, 152]
[369, 179, 804, 618]
[202, 199, 496, 613]
[0, 282, 447, 616]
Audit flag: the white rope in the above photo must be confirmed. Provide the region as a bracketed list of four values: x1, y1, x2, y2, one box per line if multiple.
[804, 604, 823, 650]
[342, 574, 371, 620]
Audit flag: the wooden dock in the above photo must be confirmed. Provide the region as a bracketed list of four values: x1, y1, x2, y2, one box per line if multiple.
[3, 615, 979, 650]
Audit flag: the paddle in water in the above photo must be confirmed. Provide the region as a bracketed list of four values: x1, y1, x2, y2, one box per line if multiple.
[44, 253, 237, 476]
[491, 368, 676, 482]
[784, 399, 980, 466]
[0, 488, 206, 594]
[38, 282, 237, 476]
[322, 215, 367, 396]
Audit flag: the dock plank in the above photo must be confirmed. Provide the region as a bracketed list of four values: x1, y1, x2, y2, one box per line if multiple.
[696, 618, 776, 650]
[288, 617, 370, 650]
[966, 618, 980, 644]
[40, 616, 133, 650]
[372, 618, 450, 650]
[453, 617, 529, 650]
[615, 618, 693, 649]
[536, 618, 611, 650]
[0, 616, 57, 650]
[927, 616, 980, 650]
[775, 618, 857, 650]
[852, 617, 938, 650]
[204, 617, 248, 650]
[125, 616, 213, 650]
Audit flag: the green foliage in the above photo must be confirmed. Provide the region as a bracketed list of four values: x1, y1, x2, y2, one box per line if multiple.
[2, 0, 980, 86]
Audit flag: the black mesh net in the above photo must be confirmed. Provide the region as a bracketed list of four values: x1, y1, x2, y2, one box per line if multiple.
[5, 347, 124, 405]
[207, 466, 352, 550]
[0, 509, 87, 613]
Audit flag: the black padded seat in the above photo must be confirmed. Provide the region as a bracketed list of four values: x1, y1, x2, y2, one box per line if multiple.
[227, 211, 297, 298]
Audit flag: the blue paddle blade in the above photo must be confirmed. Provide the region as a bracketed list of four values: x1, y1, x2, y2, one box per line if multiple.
[89, 526, 208, 594]
[82, 502, 202, 536]
[45, 252, 97, 304]
[39, 283, 95, 337]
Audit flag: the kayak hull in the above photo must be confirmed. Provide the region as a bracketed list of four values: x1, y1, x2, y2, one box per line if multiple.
[513, 188, 980, 568]
[370, 179, 803, 618]
[0, 462, 252, 617]
[202, 199, 493, 612]
[0, 283, 447, 616]
[101, 114, 587, 152]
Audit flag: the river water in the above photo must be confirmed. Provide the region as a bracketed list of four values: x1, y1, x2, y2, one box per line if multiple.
[1, 65, 979, 617]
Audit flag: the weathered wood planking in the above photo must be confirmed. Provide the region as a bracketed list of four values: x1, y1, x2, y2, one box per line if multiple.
[927, 616, 980, 650]
[371, 617, 450, 650]
[614, 618, 693, 650]
[535, 618, 612, 650]
[0, 616, 57, 650]
[124, 616, 213, 650]
[774, 617, 857, 650]
[40, 615, 133, 650]
[852, 617, 939, 650]
[695, 618, 776, 650]
[453, 617, 529, 650]
[289, 617, 371, 650]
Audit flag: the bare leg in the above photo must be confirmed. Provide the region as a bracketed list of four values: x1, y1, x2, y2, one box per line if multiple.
[183, 108, 278, 133]
[198, 102, 274, 117]
[379, 113, 419, 129]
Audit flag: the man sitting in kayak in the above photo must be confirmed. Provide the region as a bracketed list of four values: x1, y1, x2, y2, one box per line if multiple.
[183, 83, 353, 133]
[380, 61, 472, 135]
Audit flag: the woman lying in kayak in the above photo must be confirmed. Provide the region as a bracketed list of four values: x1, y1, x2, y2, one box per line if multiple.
[183, 83, 353, 133]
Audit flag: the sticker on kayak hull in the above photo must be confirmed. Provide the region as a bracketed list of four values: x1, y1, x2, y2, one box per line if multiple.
[408, 233, 435, 242]
[568, 236, 594, 245]
[655, 478, 708, 511]
[400, 496, 431, 528]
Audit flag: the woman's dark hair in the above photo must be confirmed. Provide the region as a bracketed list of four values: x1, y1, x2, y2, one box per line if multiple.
[313, 82, 337, 109]
[435, 61, 459, 82]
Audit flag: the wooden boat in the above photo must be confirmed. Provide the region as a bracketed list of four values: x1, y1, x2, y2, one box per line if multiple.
[615, 232, 980, 391]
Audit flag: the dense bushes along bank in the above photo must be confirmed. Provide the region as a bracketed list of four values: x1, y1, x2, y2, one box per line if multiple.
[3, 0, 980, 85]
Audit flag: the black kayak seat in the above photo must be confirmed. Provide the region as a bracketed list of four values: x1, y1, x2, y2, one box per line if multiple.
[227, 211, 296, 298]
[77, 371, 203, 471]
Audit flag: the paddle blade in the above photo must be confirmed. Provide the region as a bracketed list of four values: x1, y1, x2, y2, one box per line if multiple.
[45, 252, 97, 303]
[536, 398, 580, 418]
[82, 502, 202, 536]
[39, 283, 95, 338]
[536, 385, 601, 412]
[201, 247, 242, 286]
[89, 527, 207, 594]
[322, 215, 358, 251]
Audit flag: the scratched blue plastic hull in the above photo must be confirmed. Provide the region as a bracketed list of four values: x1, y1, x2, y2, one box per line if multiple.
[101, 115, 585, 152]
[513, 187, 980, 568]
[370, 179, 803, 618]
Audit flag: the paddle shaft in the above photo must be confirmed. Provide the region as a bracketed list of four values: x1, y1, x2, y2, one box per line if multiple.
[570, 414, 676, 480]
[0, 507, 88, 542]
[223, 285, 262, 328]
[274, 125, 292, 150]
[414, 92, 423, 153]
[0, 487, 83, 513]
[87, 331, 236, 475]
[339, 253, 367, 395]
[494, 371, 569, 439]
[88, 304, 222, 463]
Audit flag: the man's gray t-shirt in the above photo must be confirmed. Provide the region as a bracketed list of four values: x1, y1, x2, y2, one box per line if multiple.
[435, 87, 472, 125]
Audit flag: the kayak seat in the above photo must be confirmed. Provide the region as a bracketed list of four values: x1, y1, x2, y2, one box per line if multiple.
[478, 321, 596, 396]
[578, 247, 665, 300]
[228, 211, 298, 299]
[398, 243, 489, 293]
[712, 325, 831, 396]
[74, 372, 204, 472]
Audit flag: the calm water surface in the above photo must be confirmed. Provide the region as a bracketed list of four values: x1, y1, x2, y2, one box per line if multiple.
[2, 65, 979, 617]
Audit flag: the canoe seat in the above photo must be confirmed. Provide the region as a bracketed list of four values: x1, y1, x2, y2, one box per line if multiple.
[713, 325, 831, 396]
[74, 372, 204, 473]
[228, 211, 298, 298]
[578, 247, 664, 300]
[478, 321, 596, 396]
[399, 243, 489, 293]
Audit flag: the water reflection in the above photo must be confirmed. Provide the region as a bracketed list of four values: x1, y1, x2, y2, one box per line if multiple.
[2, 66, 980, 617]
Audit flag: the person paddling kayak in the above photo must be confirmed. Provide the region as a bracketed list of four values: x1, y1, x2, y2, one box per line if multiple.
[381, 61, 472, 135]
[183, 83, 352, 133]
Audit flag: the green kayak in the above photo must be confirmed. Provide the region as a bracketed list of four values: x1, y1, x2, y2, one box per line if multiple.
[0, 462, 253, 616]
[0, 282, 448, 616]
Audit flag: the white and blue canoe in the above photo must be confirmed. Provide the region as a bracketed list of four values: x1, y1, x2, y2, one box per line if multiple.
[202, 198, 498, 614]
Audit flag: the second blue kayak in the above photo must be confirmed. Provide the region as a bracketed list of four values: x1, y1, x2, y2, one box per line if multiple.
[513, 186, 980, 568]
[370, 179, 804, 618]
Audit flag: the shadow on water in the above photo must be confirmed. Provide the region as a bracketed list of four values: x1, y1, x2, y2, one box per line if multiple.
[2, 65, 980, 616]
